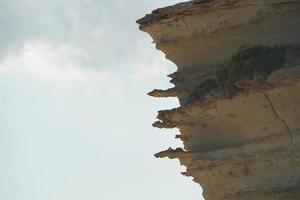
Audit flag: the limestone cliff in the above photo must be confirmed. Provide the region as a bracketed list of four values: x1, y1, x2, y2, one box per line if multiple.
[137, 0, 300, 199]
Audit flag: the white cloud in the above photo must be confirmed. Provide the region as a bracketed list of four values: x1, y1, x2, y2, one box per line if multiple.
[0, 40, 111, 83]
[131, 37, 176, 80]
[132, 57, 168, 80]
[0, 0, 181, 83]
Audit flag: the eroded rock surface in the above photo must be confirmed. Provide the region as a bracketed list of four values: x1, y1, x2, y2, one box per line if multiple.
[137, 0, 300, 199]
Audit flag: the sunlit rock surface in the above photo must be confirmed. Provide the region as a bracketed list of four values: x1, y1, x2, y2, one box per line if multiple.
[137, 0, 300, 199]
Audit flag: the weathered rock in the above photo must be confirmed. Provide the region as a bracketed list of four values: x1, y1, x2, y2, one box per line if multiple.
[137, 0, 300, 199]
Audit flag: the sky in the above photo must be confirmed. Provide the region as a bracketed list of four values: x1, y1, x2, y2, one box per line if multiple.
[0, 1, 204, 200]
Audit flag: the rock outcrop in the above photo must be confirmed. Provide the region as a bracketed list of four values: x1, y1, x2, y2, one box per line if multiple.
[137, 0, 300, 199]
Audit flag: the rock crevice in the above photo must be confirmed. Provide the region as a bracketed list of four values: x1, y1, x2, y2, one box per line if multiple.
[262, 92, 293, 143]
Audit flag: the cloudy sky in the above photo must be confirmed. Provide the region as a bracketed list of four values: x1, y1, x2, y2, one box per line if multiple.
[0, 0, 204, 200]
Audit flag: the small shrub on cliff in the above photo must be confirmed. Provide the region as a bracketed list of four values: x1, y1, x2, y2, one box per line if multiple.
[217, 44, 289, 96]
[187, 78, 218, 103]
[187, 43, 300, 103]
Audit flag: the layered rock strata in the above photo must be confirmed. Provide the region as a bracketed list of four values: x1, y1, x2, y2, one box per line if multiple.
[137, 0, 300, 199]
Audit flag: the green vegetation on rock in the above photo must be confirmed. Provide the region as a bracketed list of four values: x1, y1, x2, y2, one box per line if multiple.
[187, 44, 300, 103]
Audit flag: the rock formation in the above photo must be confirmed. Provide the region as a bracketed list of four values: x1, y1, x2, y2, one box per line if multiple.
[137, 0, 300, 199]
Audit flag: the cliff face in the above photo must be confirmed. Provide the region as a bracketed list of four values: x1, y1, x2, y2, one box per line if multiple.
[137, 1, 300, 200]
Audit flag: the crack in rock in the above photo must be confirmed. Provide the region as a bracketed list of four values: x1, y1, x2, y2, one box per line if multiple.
[262, 92, 296, 185]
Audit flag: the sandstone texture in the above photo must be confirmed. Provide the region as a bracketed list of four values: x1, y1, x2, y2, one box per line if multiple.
[138, 0, 300, 199]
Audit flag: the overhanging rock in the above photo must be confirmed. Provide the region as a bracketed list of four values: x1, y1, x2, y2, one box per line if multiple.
[137, 0, 300, 199]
